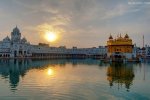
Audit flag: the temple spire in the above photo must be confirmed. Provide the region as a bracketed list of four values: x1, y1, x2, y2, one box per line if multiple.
[109, 33, 113, 40]
[143, 35, 145, 48]
[124, 33, 129, 39]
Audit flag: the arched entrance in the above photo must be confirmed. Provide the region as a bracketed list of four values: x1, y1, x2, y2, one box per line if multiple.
[19, 50, 23, 56]
[112, 52, 124, 62]
[14, 51, 17, 57]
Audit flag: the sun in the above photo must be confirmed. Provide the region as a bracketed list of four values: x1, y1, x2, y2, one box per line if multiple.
[47, 68, 54, 76]
[44, 31, 57, 42]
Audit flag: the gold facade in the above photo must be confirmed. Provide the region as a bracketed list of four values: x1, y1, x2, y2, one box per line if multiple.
[107, 34, 133, 54]
[107, 63, 134, 91]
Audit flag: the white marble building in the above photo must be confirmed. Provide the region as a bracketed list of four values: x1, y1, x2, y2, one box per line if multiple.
[145, 46, 150, 58]
[0, 27, 107, 58]
[0, 26, 31, 57]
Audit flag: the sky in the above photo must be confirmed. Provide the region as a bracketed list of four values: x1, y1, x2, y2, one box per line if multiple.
[0, 0, 150, 48]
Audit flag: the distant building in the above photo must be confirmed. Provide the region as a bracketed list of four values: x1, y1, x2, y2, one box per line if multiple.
[107, 34, 134, 61]
[38, 43, 49, 47]
[138, 45, 150, 58]
[145, 46, 150, 58]
[0, 27, 107, 59]
[136, 47, 146, 58]
[0, 26, 32, 57]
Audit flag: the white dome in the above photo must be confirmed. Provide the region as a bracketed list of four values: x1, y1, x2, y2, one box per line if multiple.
[11, 26, 21, 42]
[13, 26, 20, 32]
[11, 26, 21, 36]
[21, 37, 27, 43]
[3, 36, 10, 42]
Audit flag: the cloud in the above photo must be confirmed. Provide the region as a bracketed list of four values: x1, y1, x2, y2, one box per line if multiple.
[101, 4, 138, 19]
[48, 15, 71, 26]
[37, 23, 65, 34]
[0, 0, 149, 47]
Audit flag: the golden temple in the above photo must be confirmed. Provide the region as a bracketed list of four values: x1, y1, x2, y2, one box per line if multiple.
[107, 34, 134, 61]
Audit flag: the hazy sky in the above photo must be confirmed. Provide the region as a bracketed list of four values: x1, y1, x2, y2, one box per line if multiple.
[0, 0, 150, 48]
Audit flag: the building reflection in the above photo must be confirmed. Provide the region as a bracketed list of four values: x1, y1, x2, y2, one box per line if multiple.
[0, 58, 140, 92]
[0, 58, 101, 91]
[0, 59, 31, 90]
[107, 62, 135, 91]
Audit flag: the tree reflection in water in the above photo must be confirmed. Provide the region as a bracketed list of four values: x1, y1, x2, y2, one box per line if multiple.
[107, 62, 135, 92]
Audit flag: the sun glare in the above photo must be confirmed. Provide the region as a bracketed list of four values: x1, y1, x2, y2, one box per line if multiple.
[44, 31, 57, 42]
[47, 68, 54, 76]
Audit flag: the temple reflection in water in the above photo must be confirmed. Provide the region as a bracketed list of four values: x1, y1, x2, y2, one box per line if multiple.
[0, 59, 102, 90]
[107, 62, 135, 91]
[0, 59, 144, 92]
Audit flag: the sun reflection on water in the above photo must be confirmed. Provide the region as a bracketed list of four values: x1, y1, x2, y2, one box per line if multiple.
[47, 68, 54, 76]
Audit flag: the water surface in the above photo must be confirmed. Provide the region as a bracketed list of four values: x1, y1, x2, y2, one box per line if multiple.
[0, 59, 150, 100]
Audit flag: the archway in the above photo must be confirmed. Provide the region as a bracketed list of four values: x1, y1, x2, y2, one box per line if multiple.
[14, 51, 17, 57]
